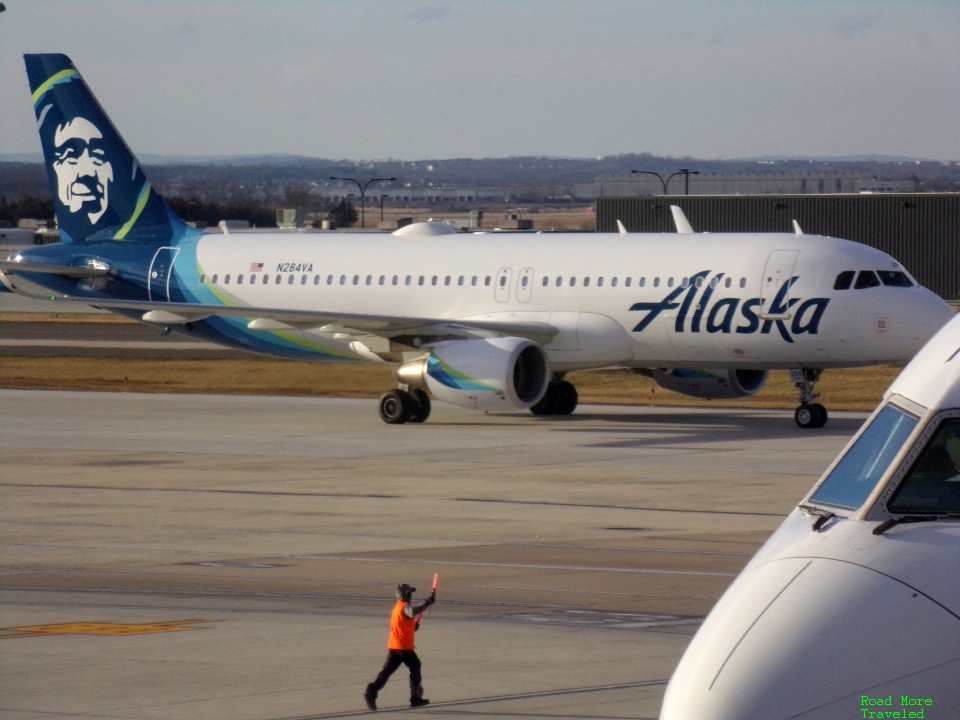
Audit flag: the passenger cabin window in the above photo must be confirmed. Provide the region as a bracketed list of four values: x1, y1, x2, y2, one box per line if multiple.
[854, 271, 881, 289]
[878, 270, 913, 288]
[834, 270, 855, 290]
[888, 418, 960, 514]
[810, 405, 919, 510]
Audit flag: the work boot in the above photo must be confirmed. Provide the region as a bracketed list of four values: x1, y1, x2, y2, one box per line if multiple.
[364, 683, 377, 711]
[410, 685, 430, 707]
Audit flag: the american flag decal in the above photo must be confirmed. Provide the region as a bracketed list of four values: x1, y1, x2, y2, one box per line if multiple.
[249, 262, 264, 272]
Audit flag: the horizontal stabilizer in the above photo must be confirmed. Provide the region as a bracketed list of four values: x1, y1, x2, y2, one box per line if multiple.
[0, 259, 109, 278]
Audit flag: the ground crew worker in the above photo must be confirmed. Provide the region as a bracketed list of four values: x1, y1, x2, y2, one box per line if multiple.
[364, 583, 436, 710]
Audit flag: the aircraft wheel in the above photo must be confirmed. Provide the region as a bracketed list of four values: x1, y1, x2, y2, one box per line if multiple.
[811, 402, 828, 428]
[795, 403, 825, 429]
[379, 389, 412, 425]
[530, 383, 558, 415]
[407, 388, 431, 424]
[555, 381, 578, 416]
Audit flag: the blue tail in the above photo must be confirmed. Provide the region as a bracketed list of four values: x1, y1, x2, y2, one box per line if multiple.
[25, 54, 191, 245]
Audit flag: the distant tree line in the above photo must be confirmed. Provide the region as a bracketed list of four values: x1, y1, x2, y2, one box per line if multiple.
[0, 195, 54, 226]
[165, 197, 277, 229]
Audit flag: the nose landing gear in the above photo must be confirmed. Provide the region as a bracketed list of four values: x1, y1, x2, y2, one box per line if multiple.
[791, 368, 827, 429]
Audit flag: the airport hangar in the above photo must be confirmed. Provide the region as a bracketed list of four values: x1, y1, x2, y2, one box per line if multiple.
[596, 193, 960, 306]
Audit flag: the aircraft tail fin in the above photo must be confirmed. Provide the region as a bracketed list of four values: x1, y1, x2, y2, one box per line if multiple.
[24, 54, 191, 245]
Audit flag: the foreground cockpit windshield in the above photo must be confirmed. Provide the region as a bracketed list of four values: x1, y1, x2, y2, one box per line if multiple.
[808, 404, 919, 510]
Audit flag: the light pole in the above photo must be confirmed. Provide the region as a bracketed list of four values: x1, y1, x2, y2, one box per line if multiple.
[631, 170, 667, 194]
[329, 176, 396, 229]
[675, 168, 700, 195]
[631, 168, 700, 195]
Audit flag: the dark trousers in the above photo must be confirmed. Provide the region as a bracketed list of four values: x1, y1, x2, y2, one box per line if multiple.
[372, 649, 422, 693]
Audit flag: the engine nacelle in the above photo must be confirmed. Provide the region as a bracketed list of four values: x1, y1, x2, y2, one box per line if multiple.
[644, 368, 768, 400]
[396, 337, 549, 412]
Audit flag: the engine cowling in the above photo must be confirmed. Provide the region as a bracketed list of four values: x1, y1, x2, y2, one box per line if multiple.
[645, 368, 768, 400]
[396, 337, 550, 412]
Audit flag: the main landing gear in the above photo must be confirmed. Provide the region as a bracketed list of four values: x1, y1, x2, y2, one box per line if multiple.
[791, 368, 828, 429]
[379, 387, 431, 425]
[530, 378, 579, 416]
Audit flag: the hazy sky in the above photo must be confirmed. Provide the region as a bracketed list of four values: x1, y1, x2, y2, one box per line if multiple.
[1, 0, 958, 161]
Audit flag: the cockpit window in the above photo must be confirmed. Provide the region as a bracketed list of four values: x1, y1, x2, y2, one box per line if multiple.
[810, 405, 918, 510]
[877, 270, 914, 288]
[854, 271, 881, 289]
[833, 271, 855, 290]
[888, 419, 960, 514]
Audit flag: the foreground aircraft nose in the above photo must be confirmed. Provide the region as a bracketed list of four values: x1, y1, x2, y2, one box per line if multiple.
[660, 555, 960, 720]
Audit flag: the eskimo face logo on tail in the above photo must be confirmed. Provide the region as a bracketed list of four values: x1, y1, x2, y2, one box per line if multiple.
[628, 271, 830, 344]
[52, 117, 113, 224]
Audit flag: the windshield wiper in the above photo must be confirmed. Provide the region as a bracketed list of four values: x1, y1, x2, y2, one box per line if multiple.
[800, 504, 836, 531]
[873, 515, 942, 535]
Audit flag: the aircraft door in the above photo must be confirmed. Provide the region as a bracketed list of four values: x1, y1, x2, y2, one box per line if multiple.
[517, 267, 534, 303]
[495, 267, 513, 303]
[148, 246, 180, 301]
[760, 250, 799, 318]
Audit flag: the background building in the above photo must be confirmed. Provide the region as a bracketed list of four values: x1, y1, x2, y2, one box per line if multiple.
[597, 193, 959, 303]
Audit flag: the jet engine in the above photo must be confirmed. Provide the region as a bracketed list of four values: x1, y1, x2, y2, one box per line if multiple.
[641, 368, 768, 400]
[396, 337, 549, 413]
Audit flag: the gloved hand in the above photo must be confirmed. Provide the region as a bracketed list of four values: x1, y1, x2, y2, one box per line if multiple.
[429, 590, 436, 602]
[415, 620, 420, 630]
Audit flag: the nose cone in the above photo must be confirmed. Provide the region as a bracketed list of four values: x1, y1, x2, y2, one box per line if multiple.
[890, 289, 955, 355]
[660, 557, 960, 720]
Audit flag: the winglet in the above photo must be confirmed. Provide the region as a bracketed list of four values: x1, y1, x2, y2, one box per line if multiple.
[793, 220, 804, 236]
[670, 206, 695, 233]
[616, 220, 628, 235]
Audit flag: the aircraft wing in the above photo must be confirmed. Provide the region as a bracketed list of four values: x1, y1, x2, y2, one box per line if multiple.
[5, 285, 559, 346]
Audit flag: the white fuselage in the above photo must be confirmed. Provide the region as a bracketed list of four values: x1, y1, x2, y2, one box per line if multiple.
[178, 229, 951, 371]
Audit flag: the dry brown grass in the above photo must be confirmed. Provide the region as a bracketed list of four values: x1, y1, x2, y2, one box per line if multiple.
[0, 353, 899, 410]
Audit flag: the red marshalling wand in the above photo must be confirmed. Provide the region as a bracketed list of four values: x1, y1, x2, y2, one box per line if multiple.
[418, 573, 439, 624]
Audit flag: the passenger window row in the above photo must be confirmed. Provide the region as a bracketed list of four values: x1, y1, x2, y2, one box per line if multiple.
[199, 273, 751, 290]
[834, 270, 914, 290]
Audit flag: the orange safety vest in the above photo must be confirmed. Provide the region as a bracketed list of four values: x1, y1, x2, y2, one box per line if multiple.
[388, 599, 417, 650]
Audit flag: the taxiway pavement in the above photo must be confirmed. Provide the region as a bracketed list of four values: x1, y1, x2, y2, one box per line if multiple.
[0, 390, 865, 719]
